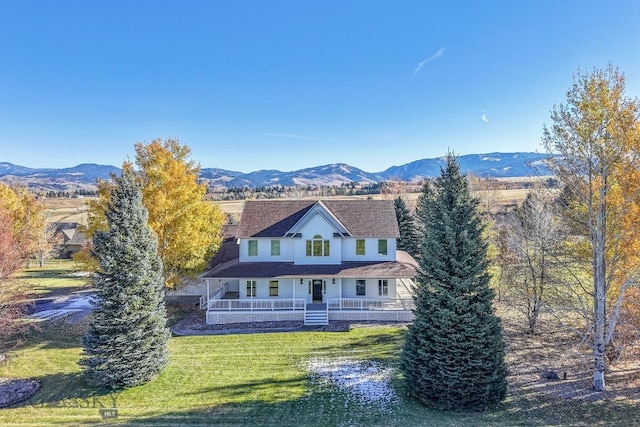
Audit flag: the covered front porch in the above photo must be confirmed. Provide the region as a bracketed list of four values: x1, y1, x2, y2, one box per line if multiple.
[202, 277, 415, 325]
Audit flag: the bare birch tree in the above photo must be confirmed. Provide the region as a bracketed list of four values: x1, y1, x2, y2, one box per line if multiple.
[543, 64, 640, 391]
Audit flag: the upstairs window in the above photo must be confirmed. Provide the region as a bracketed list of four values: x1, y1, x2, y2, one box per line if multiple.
[356, 279, 366, 296]
[271, 239, 280, 256]
[248, 240, 258, 256]
[378, 239, 388, 256]
[306, 234, 330, 256]
[356, 239, 365, 256]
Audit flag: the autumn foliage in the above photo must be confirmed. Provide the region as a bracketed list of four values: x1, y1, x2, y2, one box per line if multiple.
[80, 139, 226, 288]
[0, 184, 46, 343]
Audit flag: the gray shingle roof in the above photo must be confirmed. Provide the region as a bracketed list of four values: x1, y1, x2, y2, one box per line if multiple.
[202, 255, 416, 279]
[237, 199, 400, 238]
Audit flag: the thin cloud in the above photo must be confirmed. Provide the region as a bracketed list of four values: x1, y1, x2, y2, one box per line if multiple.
[413, 47, 445, 77]
[481, 114, 489, 123]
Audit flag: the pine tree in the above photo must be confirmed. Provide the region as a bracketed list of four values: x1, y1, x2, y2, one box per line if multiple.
[394, 196, 419, 258]
[81, 167, 171, 389]
[401, 153, 507, 411]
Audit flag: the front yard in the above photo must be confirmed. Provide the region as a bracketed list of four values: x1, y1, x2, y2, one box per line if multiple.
[0, 315, 638, 426]
[1, 262, 639, 426]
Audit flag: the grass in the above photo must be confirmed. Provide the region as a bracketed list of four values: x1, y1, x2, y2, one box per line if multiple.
[3, 261, 639, 426]
[1, 316, 638, 426]
[17, 260, 89, 299]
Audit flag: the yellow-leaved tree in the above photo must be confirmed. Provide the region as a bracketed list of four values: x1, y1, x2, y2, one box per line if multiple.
[81, 139, 226, 288]
[135, 139, 225, 288]
[0, 184, 47, 343]
[0, 183, 47, 257]
[543, 65, 640, 391]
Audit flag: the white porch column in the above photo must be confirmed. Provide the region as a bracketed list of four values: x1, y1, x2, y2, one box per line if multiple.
[206, 279, 210, 310]
[339, 278, 342, 310]
[293, 278, 296, 301]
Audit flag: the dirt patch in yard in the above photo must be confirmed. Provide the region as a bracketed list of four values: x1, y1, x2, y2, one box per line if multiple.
[499, 305, 640, 403]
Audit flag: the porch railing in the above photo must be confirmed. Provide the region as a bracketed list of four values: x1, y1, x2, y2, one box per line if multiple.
[208, 298, 307, 311]
[327, 298, 414, 311]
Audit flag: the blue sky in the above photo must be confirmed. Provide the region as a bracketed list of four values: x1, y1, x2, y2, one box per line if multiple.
[1, 1, 639, 173]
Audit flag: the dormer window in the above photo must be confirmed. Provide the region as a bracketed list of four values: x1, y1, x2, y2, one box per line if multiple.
[306, 234, 330, 257]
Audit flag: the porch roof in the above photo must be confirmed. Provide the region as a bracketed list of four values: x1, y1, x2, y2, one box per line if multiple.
[203, 251, 417, 279]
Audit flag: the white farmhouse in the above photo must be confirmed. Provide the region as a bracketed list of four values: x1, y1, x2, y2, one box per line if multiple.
[202, 199, 417, 325]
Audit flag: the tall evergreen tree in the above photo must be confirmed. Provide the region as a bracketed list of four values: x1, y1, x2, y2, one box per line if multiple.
[394, 196, 419, 258]
[401, 153, 507, 411]
[81, 167, 171, 389]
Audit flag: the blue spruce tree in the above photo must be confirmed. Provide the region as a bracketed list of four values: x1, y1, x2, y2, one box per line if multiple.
[81, 167, 170, 388]
[401, 153, 507, 410]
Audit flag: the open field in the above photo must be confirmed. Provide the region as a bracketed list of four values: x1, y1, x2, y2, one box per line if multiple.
[40, 177, 546, 226]
[43, 198, 92, 226]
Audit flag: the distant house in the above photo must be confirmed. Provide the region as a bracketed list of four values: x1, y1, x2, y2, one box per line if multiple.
[200, 199, 417, 325]
[53, 222, 87, 256]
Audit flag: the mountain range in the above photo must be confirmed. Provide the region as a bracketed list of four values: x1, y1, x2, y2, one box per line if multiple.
[0, 152, 551, 192]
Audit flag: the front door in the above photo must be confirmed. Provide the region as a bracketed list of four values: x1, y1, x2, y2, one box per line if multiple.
[312, 280, 323, 302]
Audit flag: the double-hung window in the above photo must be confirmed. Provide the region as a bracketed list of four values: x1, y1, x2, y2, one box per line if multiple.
[246, 280, 256, 297]
[356, 239, 365, 256]
[356, 279, 366, 296]
[269, 280, 279, 297]
[378, 279, 388, 297]
[271, 240, 280, 256]
[378, 239, 388, 256]
[248, 240, 258, 256]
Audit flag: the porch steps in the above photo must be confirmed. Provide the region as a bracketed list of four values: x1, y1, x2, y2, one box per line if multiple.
[305, 304, 328, 326]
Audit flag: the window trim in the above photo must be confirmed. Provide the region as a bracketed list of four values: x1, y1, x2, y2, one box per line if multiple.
[271, 239, 280, 256]
[246, 280, 256, 297]
[378, 279, 388, 297]
[248, 239, 258, 256]
[378, 239, 388, 256]
[306, 234, 330, 257]
[269, 280, 279, 297]
[356, 279, 366, 296]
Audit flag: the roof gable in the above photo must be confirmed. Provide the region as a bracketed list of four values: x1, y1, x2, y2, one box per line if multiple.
[286, 201, 350, 237]
[237, 199, 399, 238]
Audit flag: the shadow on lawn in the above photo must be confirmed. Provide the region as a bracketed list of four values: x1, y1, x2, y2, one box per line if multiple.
[19, 318, 87, 351]
[181, 376, 308, 400]
[18, 371, 120, 410]
[315, 328, 406, 363]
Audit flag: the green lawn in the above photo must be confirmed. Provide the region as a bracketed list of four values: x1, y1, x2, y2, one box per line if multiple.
[17, 260, 89, 299]
[1, 262, 638, 426]
[1, 317, 637, 427]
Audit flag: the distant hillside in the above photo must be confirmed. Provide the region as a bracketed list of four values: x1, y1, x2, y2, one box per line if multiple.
[0, 163, 121, 192]
[0, 152, 552, 192]
[379, 152, 551, 181]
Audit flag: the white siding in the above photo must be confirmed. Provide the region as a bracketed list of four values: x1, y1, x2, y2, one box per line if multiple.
[238, 238, 295, 262]
[293, 213, 342, 265]
[339, 278, 397, 298]
[238, 278, 303, 299]
[341, 238, 397, 262]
